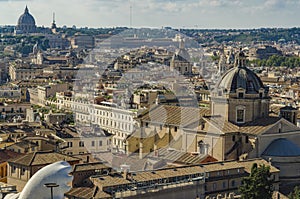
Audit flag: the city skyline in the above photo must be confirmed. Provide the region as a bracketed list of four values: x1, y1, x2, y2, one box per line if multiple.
[0, 0, 299, 29]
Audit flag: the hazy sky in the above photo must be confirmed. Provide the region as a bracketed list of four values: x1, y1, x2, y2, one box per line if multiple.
[0, 0, 299, 29]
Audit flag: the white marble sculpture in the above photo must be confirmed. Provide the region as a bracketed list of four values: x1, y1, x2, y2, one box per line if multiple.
[4, 161, 73, 199]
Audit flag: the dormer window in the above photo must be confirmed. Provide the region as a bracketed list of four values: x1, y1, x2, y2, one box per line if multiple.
[218, 90, 222, 96]
[238, 92, 244, 98]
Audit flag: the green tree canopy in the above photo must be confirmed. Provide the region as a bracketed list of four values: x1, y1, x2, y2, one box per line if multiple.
[239, 163, 274, 199]
[289, 186, 300, 199]
[251, 55, 300, 68]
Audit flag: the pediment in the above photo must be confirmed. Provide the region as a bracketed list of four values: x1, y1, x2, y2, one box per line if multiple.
[262, 118, 300, 135]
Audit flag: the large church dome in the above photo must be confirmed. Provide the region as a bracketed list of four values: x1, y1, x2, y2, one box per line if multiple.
[18, 6, 35, 25]
[215, 51, 265, 94]
[15, 6, 37, 34]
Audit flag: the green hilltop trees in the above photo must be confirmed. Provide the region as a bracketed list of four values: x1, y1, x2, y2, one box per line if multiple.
[251, 55, 300, 68]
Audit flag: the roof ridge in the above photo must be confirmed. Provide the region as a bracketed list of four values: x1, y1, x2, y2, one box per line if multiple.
[92, 186, 98, 198]
[28, 151, 38, 166]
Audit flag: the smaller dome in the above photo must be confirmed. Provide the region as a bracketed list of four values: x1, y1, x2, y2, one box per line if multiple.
[214, 51, 265, 94]
[215, 67, 265, 94]
[262, 138, 300, 157]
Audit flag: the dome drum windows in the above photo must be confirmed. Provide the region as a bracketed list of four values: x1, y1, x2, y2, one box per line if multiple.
[259, 88, 265, 98]
[236, 88, 245, 99]
[236, 105, 246, 124]
[245, 135, 249, 143]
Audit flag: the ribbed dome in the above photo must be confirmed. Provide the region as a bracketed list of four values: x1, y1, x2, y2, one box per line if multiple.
[17, 6, 36, 26]
[262, 138, 300, 157]
[215, 66, 264, 94]
[15, 6, 37, 34]
[215, 51, 264, 94]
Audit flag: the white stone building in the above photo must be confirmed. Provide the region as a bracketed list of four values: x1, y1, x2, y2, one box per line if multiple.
[56, 93, 137, 152]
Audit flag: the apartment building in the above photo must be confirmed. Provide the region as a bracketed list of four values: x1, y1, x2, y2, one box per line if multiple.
[56, 93, 137, 152]
[58, 126, 112, 155]
[65, 159, 279, 199]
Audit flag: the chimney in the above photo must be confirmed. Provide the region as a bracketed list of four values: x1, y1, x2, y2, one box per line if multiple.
[154, 149, 159, 157]
[120, 164, 130, 179]
[154, 144, 158, 157]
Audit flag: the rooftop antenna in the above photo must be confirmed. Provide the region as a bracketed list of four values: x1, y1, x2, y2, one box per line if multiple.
[53, 12, 55, 23]
[130, 4, 133, 28]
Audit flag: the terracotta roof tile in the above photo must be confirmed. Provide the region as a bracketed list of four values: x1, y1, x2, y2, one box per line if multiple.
[204, 116, 285, 135]
[8, 151, 80, 166]
[0, 149, 23, 164]
[65, 187, 95, 199]
[141, 105, 210, 127]
[94, 175, 131, 187]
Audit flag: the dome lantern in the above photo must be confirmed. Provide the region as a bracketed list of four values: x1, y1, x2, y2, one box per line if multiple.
[234, 50, 247, 68]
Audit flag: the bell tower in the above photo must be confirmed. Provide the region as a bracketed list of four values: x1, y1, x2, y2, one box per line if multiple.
[51, 12, 57, 34]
